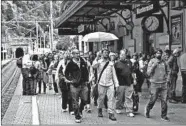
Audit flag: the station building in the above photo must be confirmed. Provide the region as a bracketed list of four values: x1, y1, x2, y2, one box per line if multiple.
[55, 0, 186, 55]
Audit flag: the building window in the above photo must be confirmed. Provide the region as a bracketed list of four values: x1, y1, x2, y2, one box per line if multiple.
[82, 41, 84, 51]
[109, 41, 114, 46]
[171, 0, 186, 9]
[110, 22, 115, 31]
[117, 37, 123, 51]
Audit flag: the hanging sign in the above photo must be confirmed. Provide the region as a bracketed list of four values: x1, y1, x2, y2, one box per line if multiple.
[136, 1, 159, 18]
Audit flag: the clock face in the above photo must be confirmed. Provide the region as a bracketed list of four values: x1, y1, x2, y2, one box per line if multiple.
[144, 16, 160, 32]
[122, 9, 132, 19]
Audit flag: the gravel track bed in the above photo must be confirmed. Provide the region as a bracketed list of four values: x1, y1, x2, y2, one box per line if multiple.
[1, 68, 21, 120]
[1, 61, 16, 88]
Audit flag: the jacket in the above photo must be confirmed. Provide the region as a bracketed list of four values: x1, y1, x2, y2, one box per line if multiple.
[167, 55, 179, 75]
[147, 58, 168, 84]
[114, 60, 133, 86]
[180, 53, 186, 71]
[92, 59, 119, 87]
[65, 57, 89, 87]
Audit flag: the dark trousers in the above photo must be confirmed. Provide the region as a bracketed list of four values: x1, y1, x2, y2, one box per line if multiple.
[52, 74, 58, 93]
[38, 81, 46, 93]
[181, 71, 186, 101]
[94, 95, 108, 108]
[79, 83, 91, 111]
[87, 83, 91, 104]
[22, 77, 27, 95]
[25, 77, 37, 95]
[70, 84, 88, 120]
[21, 68, 29, 95]
[58, 80, 73, 112]
[146, 83, 168, 118]
[168, 74, 178, 100]
[61, 90, 73, 112]
[137, 71, 145, 92]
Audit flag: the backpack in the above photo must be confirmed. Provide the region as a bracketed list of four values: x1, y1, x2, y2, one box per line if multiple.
[16, 57, 22, 68]
[30, 61, 37, 75]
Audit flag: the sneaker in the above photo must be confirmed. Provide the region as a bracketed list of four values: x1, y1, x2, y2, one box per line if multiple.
[169, 99, 178, 103]
[116, 109, 123, 114]
[86, 104, 91, 113]
[127, 113, 135, 117]
[70, 111, 74, 115]
[161, 116, 170, 122]
[62, 109, 68, 112]
[98, 108, 103, 117]
[109, 113, 117, 121]
[75, 119, 81, 123]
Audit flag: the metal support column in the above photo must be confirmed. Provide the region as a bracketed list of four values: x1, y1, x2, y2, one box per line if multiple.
[50, 1, 53, 50]
[168, 1, 172, 51]
[36, 21, 38, 52]
[44, 33, 45, 49]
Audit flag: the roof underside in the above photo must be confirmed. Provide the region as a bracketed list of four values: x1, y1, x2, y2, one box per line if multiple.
[55, 0, 152, 35]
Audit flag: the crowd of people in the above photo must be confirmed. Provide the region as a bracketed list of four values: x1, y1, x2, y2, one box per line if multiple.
[17, 46, 186, 123]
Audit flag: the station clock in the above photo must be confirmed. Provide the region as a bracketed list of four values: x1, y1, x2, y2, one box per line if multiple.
[141, 15, 163, 33]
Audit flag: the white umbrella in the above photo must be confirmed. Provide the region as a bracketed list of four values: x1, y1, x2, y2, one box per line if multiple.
[83, 32, 118, 42]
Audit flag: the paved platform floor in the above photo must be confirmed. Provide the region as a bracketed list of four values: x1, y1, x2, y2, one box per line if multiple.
[2, 74, 186, 125]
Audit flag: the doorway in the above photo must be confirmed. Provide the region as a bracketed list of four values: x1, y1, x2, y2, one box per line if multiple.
[16, 47, 24, 58]
[89, 42, 93, 52]
[143, 32, 154, 55]
[117, 37, 123, 52]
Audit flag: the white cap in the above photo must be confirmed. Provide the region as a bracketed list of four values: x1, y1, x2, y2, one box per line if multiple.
[109, 52, 116, 57]
[173, 48, 180, 54]
[164, 45, 169, 51]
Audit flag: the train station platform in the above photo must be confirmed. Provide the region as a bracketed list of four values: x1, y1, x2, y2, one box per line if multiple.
[2, 73, 186, 125]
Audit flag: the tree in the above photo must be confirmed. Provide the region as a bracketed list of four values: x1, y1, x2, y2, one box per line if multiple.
[56, 36, 72, 50]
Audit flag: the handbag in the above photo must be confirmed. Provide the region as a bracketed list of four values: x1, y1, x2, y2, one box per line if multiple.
[92, 61, 109, 98]
[132, 92, 139, 112]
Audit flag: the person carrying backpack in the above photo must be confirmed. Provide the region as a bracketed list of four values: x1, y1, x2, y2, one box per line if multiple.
[145, 48, 170, 122]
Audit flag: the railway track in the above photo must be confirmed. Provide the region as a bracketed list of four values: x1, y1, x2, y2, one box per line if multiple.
[2, 60, 14, 74]
[1, 60, 21, 95]
[1, 61, 21, 119]
[2, 67, 20, 95]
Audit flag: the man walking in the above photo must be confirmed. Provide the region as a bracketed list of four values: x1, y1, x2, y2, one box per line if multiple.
[55, 51, 74, 114]
[114, 49, 135, 117]
[65, 49, 89, 123]
[92, 48, 119, 121]
[145, 48, 169, 121]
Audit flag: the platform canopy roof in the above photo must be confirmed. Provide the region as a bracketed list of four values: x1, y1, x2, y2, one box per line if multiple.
[55, 0, 154, 35]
